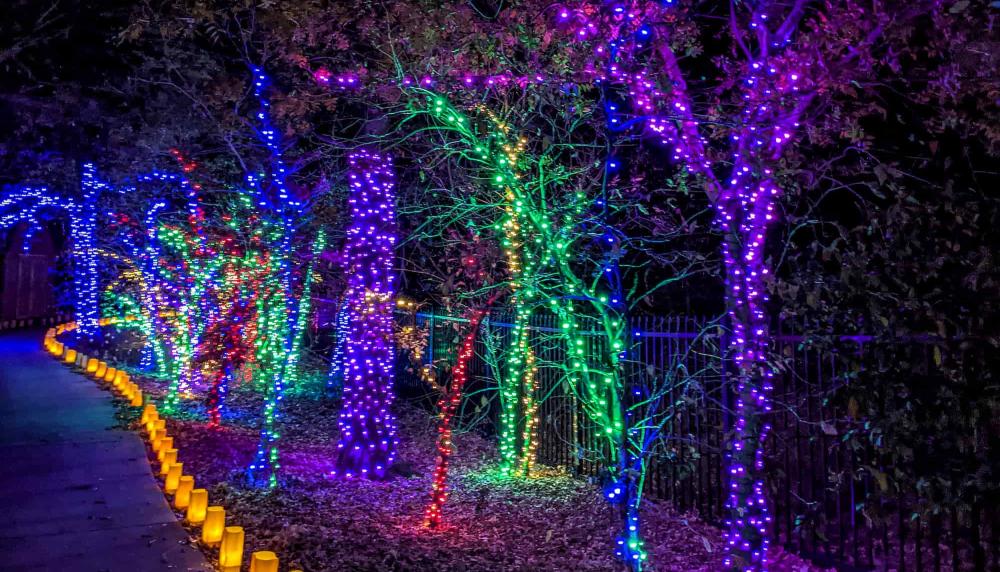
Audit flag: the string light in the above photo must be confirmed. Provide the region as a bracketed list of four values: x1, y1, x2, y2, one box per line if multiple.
[424, 306, 490, 527]
[311, 66, 588, 94]
[332, 149, 399, 480]
[555, 2, 821, 568]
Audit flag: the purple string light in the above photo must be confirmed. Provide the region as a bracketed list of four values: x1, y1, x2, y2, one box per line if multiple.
[311, 66, 586, 93]
[332, 149, 399, 480]
[554, 2, 820, 569]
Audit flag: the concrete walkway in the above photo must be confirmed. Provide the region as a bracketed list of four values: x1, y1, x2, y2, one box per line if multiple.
[0, 330, 211, 571]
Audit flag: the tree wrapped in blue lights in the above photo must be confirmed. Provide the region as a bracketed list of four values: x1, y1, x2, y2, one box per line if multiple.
[245, 66, 323, 487]
[326, 299, 350, 395]
[333, 149, 399, 479]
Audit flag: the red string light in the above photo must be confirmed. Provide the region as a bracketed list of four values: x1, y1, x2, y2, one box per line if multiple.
[424, 299, 495, 528]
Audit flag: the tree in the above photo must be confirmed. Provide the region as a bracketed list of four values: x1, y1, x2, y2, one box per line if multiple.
[552, 0, 942, 568]
[333, 149, 400, 479]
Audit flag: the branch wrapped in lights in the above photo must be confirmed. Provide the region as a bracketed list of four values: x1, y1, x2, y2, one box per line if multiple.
[554, 1, 841, 568]
[201, 248, 272, 428]
[332, 149, 399, 480]
[424, 302, 493, 527]
[76, 164, 105, 336]
[327, 300, 350, 394]
[246, 66, 320, 487]
[0, 177, 99, 338]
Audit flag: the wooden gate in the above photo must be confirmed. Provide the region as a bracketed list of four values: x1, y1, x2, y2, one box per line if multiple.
[1, 253, 55, 320]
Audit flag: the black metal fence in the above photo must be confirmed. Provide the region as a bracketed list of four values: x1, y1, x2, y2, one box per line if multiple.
[314, 300, 997, 571]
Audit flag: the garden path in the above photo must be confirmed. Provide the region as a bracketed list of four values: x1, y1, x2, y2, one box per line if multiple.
[0, 329, 211, 571]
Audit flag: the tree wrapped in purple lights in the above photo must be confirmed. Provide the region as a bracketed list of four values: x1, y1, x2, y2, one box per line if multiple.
[333, 149, 400, 479]
[555, 0, 905, 568]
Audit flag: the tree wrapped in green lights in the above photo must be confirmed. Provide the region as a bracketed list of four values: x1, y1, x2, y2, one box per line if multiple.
[398, 88, 688, 563]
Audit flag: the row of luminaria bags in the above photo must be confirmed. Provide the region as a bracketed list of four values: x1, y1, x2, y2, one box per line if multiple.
[45, 319, 296, 572]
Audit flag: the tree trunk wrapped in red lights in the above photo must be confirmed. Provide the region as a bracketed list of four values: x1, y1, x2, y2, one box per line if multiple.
[333, 149, 399, 479]
[205, 295, 257, 428]
[424, 304, 493, 527]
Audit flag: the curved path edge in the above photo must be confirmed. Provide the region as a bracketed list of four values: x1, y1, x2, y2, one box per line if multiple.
[0, 329, 211, 571]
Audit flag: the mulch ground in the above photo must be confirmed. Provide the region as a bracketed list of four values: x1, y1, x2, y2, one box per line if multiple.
[127, 376, 822, 572]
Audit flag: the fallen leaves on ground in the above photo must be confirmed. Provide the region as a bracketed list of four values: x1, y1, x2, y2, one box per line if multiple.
[128, 379, 824, 572]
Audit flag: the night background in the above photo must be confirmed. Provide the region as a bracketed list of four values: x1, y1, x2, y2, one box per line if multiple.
[0, 1, 996, 571]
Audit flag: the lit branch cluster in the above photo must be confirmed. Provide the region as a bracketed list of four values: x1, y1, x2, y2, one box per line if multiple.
[555, 1, 879, 569]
